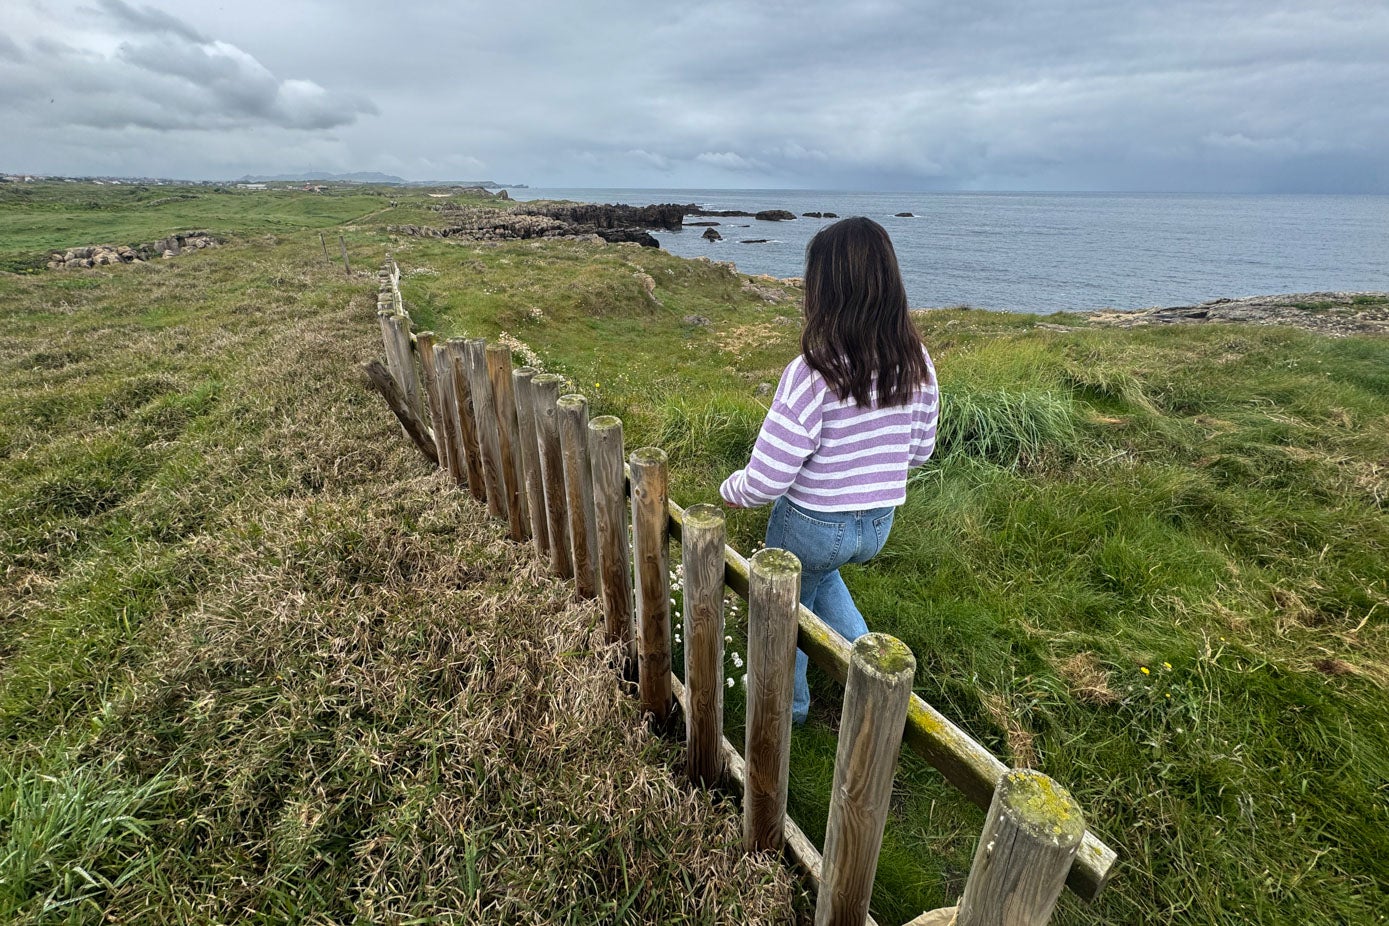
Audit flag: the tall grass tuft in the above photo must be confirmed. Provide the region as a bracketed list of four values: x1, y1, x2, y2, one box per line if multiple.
[933, 383, 1083, 467]
[0, 759, 178, 921]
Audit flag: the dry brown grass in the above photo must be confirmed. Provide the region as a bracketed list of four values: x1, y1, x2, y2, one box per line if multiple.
[1, 239, 800, 923]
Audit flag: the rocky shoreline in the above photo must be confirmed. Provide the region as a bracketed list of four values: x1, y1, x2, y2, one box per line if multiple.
[1080, 292, 1389, 337]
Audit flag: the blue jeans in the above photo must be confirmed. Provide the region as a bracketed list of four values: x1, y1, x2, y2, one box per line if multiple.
[763, 496, 896, 724]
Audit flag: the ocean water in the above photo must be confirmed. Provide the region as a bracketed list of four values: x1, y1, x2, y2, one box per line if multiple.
[509, 189, 1389, 314]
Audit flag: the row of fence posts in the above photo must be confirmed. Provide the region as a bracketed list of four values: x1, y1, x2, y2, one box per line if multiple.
[370, 261, 1104, 926]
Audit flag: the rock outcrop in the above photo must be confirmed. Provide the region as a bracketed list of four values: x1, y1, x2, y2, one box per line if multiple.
[47, 232, 219, 269]
[702, 228, 721, 241]
[755, 210, 796, 221]
[1085, 292, 1389, 337]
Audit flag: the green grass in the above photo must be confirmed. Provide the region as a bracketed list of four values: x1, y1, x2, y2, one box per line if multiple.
[2, 184, 1386, 924]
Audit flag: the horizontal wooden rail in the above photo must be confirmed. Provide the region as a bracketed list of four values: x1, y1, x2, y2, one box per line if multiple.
[666, 497, 1117, 902]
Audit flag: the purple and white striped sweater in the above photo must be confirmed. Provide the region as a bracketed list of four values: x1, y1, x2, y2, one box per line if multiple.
[720, 351, 940, 512]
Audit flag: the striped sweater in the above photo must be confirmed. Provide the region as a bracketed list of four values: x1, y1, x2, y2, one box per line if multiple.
[720, 351, 940, 512]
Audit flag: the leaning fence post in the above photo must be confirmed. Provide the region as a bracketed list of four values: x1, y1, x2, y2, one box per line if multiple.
[446, 338, 486, 503]
[464, 339, 506, 519]
[589, 416, 634, 659]
[955, 770, 1086, 926]
[338, 234, 352, 275]
[557, 394, 599, 598]
[682, 504, 726, 787]
[433, 343, 465, 484]
[630, 447, 672, 724]
[816, 634, 917, 926]
[382, 314, 422, 423]
[744, 547, 800, 853]
[414, 331, 446, 463]
[513, 368, 550, 557]
[486, 344, 528, 541]
[532, 374, 573, 579]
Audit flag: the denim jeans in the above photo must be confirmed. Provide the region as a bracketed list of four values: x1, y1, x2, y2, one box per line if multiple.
[763, 496, 896, 723]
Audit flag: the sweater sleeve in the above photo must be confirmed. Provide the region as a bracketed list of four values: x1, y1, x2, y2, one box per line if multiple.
[908, 351, 941, 468]
[720, 357, 823, 507]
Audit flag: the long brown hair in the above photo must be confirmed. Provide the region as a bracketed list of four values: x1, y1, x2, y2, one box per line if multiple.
[801, 217, 930, 407]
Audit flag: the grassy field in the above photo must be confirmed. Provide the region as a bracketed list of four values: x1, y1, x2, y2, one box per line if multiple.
[2, 182, 1387, 924]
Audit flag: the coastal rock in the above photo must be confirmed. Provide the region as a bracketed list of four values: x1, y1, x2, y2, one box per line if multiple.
[46, 232, 219, 270]
[1085, 292, 1389, 337]
[755, 210, 796, 221]
[739, 239, 770, 244]
[683, 314, 711, 327]
[894, 212, 915, 217]
[702, 227, 721, 241]
[687, 221, 721, 226]
[690, 209, 754, 218]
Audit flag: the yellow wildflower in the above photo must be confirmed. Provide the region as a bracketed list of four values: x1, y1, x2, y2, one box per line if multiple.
[1162, 662, 1173, 670]
[1140, 666, 1150, 675]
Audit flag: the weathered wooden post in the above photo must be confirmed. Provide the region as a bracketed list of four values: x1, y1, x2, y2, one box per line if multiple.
[464, 339, 506, 519]
[558, 395, 599, 598]
[321, 233, 330, 261]
[381, 313, 422, 423]
[589, 416, 634, 658]
[338, 234, 352, 275]
[531, 374, 573, 579]
[816, 634, 917, 926]
[363, 361, 438, 466]
[486, 344, 527, 541]
[630, 447, 672, 724]
[744, 547, 801, 853]
[433, 343, 465, 484]
[446, 339, 486, 503]
[414, 332, 446, 463]
[953, 770, 1086, 926]
[512, 367, 550, 557]
[681, 504, 726, 787]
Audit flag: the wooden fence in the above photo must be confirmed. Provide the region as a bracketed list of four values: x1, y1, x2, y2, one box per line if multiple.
[368, 260, 1118, 925]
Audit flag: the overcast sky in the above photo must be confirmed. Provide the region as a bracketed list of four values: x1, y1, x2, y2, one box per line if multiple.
[2, 0, 1387, 191]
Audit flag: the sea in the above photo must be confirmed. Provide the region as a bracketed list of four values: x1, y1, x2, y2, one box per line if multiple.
[508, 189, 1389, 314]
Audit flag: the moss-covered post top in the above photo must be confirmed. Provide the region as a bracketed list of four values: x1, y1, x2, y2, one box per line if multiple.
[630, 446, 668, 467]
[851, 633, 916, 682]
[589, 415, 621, 432]
[514, 365, 537, 378]
[486, 342, 511, 358]
[683, 503, 725, 529]
[416, 329, 435, 340]
[531, 372, 566, 387]
[557, 394, 588, 412]
[999, 769, 1085, 846]
[446, 336, 468, 347]
[750, 547, 801, 577]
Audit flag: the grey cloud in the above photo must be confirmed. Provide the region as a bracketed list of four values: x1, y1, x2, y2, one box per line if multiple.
[2, 0, 1387, 189]
[0, 0, 374, 136]
[96, 0, 209, 44]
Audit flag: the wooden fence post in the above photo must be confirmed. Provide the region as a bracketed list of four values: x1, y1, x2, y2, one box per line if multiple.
[681, 503, 726, 787]
[955, 770, 1085, 926]
[414, 332, 446, 464]
[486, 344, 527, 541]
[381, 314, 422, 424]
[512, 367, 550, 557]
[464, 338, 506, 519]
[744, 547, 800, 853]
[531, 374, 573, 579]
[338, 234, 352, 275]
[557, 395, 599, 598]
[320, 232, 330, 261]
[446, 338, 486, 503]
[589, 416, 633, 658]
[816, 634, 917, 926]
[433, 343, 465, 484]
[630, 447, 672, 724]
